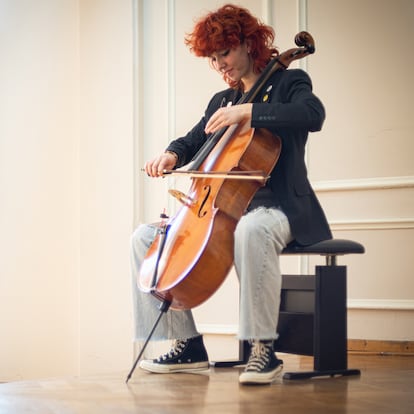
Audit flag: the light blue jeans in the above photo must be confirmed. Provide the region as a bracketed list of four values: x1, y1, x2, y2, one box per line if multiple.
[130, 207, 292, 342]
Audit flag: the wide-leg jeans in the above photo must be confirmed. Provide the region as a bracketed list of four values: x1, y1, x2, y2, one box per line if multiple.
[130, 207, 292, 343]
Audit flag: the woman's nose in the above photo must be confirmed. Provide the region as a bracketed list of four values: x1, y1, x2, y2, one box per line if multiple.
[218, 58, 227, 72]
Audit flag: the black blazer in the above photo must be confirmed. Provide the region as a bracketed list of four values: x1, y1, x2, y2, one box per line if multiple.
[166, 68, 332, 246]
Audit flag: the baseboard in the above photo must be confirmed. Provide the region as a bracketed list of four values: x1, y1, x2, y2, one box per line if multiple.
[348, 339, 414, 356]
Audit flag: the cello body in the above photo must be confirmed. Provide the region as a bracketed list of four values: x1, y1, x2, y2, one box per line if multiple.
[139, 124, 281, 309]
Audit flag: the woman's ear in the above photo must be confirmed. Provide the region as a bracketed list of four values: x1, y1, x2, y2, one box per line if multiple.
[245, 39, 253, 54]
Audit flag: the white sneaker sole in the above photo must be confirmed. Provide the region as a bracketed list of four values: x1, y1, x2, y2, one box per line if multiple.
[139, 359, 210, 374]
[239, 364, 283, 384]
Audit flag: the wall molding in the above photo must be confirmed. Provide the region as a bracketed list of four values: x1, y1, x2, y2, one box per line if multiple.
[198, 324, 239, 336]
[132, 0, 144, 228]
[313, 175, 414, 192]
[348, 299, 414, 310]
[330, 217, 414, 231]
[348, 339, 414, 355]
[198, 327, 414, 355]
[198, 299, 414, 335]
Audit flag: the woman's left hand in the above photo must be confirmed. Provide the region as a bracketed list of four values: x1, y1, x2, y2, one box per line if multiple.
[204, 103, 253, 134]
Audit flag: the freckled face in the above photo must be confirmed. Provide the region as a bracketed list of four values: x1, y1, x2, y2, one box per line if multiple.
[210, 43, 253, 84]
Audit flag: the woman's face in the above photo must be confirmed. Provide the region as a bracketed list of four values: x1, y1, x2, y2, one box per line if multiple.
[209, 42, 254, 85]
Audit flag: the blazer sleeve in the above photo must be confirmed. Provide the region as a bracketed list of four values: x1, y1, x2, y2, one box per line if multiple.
[251, 69, 325, 133]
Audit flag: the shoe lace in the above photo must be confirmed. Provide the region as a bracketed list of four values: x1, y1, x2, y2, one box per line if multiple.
[246, 341, 271, 371]
[157, 339, 188, 362]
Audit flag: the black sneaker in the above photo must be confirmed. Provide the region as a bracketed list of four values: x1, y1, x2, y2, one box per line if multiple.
[239, 340, 283, 385]
[139, 335, 209, 374]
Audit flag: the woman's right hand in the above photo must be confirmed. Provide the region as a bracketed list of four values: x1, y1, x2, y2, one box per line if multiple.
[144, 152, 178, 177]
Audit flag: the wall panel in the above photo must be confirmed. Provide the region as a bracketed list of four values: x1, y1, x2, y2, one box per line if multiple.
[0, 0, 80, 380]
[307, 0, 414, 181]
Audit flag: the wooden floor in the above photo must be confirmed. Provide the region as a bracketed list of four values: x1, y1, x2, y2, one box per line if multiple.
[1, 353, 413, 413]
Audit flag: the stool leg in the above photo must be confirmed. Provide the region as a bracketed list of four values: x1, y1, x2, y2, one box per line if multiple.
[315, 265, 348, 371]
[283, 265, 361, 380]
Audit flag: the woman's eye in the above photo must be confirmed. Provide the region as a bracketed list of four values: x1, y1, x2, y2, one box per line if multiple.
[221, 50, 230, 57]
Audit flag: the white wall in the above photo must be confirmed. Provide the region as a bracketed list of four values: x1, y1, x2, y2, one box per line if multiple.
[0, 0, 134, 381]
[0, 0, 412, 381]
[78, 0, 134, 376]
[0, 0, 81, 380]
[307, 0, 414, 341]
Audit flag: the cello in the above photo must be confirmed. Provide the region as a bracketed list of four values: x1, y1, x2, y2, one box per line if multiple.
[126, 31, 315, 382]
[138, 31, 316, 310]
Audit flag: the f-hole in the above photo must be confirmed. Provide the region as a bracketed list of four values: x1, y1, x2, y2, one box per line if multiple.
[198, 186, 211, 218]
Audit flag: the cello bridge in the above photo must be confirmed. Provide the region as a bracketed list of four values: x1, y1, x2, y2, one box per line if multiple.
[168, 189, 195, 206]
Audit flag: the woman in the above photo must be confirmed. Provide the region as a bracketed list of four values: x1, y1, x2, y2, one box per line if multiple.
[131, 4, 331, 385]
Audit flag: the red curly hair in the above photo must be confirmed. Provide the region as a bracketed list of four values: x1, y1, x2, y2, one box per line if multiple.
[185, 4, 278, 89]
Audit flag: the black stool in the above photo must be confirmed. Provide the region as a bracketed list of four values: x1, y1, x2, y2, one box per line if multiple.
[213, 238, 365, 380]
